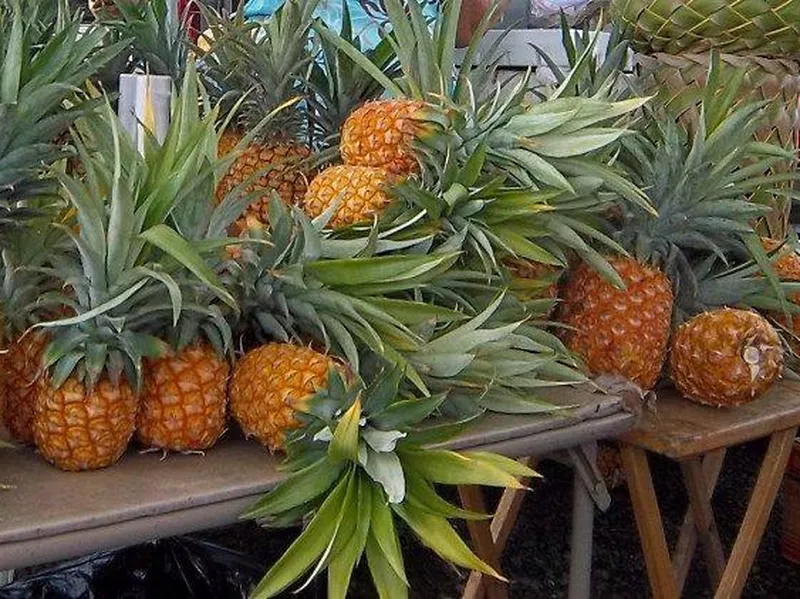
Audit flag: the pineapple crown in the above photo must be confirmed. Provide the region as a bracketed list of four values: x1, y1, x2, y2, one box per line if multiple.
[0, 212, 71, 339]
[36, 69, 236, 391]
[317, 0, 505, 107]
[222, 197, 459, 373]
[103, 0, 192, 82]
[198, 0, 319, 139]
[616, 54, 797, 295]
[530, 12, 633, 101]
[306, 1, 400, 145]
[0, 0, 126, 209]
[242, 364, 535, 599]
[673, 252, 800, 328]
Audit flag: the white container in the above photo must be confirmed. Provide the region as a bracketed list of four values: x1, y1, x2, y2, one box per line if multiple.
[118, 74, 172, 154]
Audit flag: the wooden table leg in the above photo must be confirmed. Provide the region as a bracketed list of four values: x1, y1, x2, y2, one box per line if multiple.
[713, 427, 798, 599]
[673, 449, 726, 594]
[619, 443, 679, 599]
[459, 485, 507, 599]
[680, 457, 726, 588]
[461, 457, 536, 599]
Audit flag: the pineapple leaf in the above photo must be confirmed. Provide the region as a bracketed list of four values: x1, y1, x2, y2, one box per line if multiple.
[250, 468, 353, 599]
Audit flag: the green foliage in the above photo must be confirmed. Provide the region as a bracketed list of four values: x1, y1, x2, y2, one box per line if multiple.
[244, 367, 535, 598]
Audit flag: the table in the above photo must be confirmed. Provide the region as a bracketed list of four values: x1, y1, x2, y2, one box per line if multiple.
[0, 384, 634, 589]
[453, 385, 638, 599]
[617, 379, 800, 599]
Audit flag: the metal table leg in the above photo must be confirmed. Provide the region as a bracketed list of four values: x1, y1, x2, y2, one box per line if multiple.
[569, 465, 594, 599]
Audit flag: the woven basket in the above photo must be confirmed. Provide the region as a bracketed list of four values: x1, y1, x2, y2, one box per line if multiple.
[610, 0, 800, 57]
[636, 52, 800, 149]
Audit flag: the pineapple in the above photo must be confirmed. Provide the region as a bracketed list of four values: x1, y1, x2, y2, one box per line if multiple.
[316, 0, 651, 284]
[559, 57, 792, 391]
[200, 1, 318, 226]
[559, 257, 673, 390]
[33, 68, 234, 470]
[2, 332, 49, 444]
[502, 258, 562, 303]
[230, 343, 334, 451]
[137, 343, 230, 452]
[302, 165, 396, 229]
[670, 308, 783, 407]
[340, 99, 427, 176]
[761, 238, 800, 351]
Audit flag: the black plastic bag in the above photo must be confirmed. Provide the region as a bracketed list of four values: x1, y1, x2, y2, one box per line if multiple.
[0, 537, 265, 599]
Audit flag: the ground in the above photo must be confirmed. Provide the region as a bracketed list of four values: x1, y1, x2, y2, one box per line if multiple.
[6, 439, 800, 597]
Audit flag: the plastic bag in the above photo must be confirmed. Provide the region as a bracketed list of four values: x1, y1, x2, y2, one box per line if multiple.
[0, 538, 264, 599]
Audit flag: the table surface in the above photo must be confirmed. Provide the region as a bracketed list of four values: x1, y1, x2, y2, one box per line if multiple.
[0, 384, 634, 571]
[620, 379, 800, 459]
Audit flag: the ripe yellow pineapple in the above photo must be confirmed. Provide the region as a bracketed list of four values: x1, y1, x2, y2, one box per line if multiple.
[340, 99, 427, 175]
[215, 136, 313, 224]
[302, 165, 396, 229]
[34, 376, 138, 471]
[203, 2, 317, 227]
[136, 343, 230, 452]
[229, 343, 334, 451]
[762, 238, 800, 351]
[1, 332, 48, 444]
[558, 257, 673, 390]
[670, 308, 783, 407]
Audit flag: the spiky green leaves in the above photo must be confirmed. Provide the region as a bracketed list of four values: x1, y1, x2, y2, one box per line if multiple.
[243, 367, 536, 599]
[616, 53, 798, 300]
[38, 68, 240, 390]
[0, 0, 125, 211]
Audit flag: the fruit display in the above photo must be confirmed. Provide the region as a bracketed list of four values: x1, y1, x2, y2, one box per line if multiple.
[2, 0, 800, 596]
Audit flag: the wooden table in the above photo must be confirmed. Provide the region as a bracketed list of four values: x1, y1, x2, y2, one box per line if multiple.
[0, 385, 634, 593]
[617, 379, 800, 599]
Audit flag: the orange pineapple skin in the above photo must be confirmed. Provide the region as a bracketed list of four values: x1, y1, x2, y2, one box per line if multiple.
[762, 238, 800, 351]
[215, 133, 313, 226]
[302, 165, 395, 229]
[89, 0, 138, 19]
[558, 257, 673, 390]
[340, 99, 426, 175]
[33, 376, 138, 471]
[670, 308, 783, 407]
[1, 332, 48, 444]
[137, 343, 230, 452]
[229, 343, 333, 451]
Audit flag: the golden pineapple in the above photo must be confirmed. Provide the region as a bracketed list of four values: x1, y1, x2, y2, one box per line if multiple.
[33, 376, 138, 471]
[302, 165, 396, 229]
[203, 2, 318, 227]
[136, 343, 230, 452]
[229, 343, 334, 451]
[216, 136, 312, 225]
[558, 257, 673, 391]
[670, 308, 783, 407]
[762, 238, 800, 351]
[340, 99, 427, 175]
[1, 332, 48, 444]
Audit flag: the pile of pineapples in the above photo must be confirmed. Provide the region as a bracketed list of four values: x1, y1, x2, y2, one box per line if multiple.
[2, 0, 800, 596]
